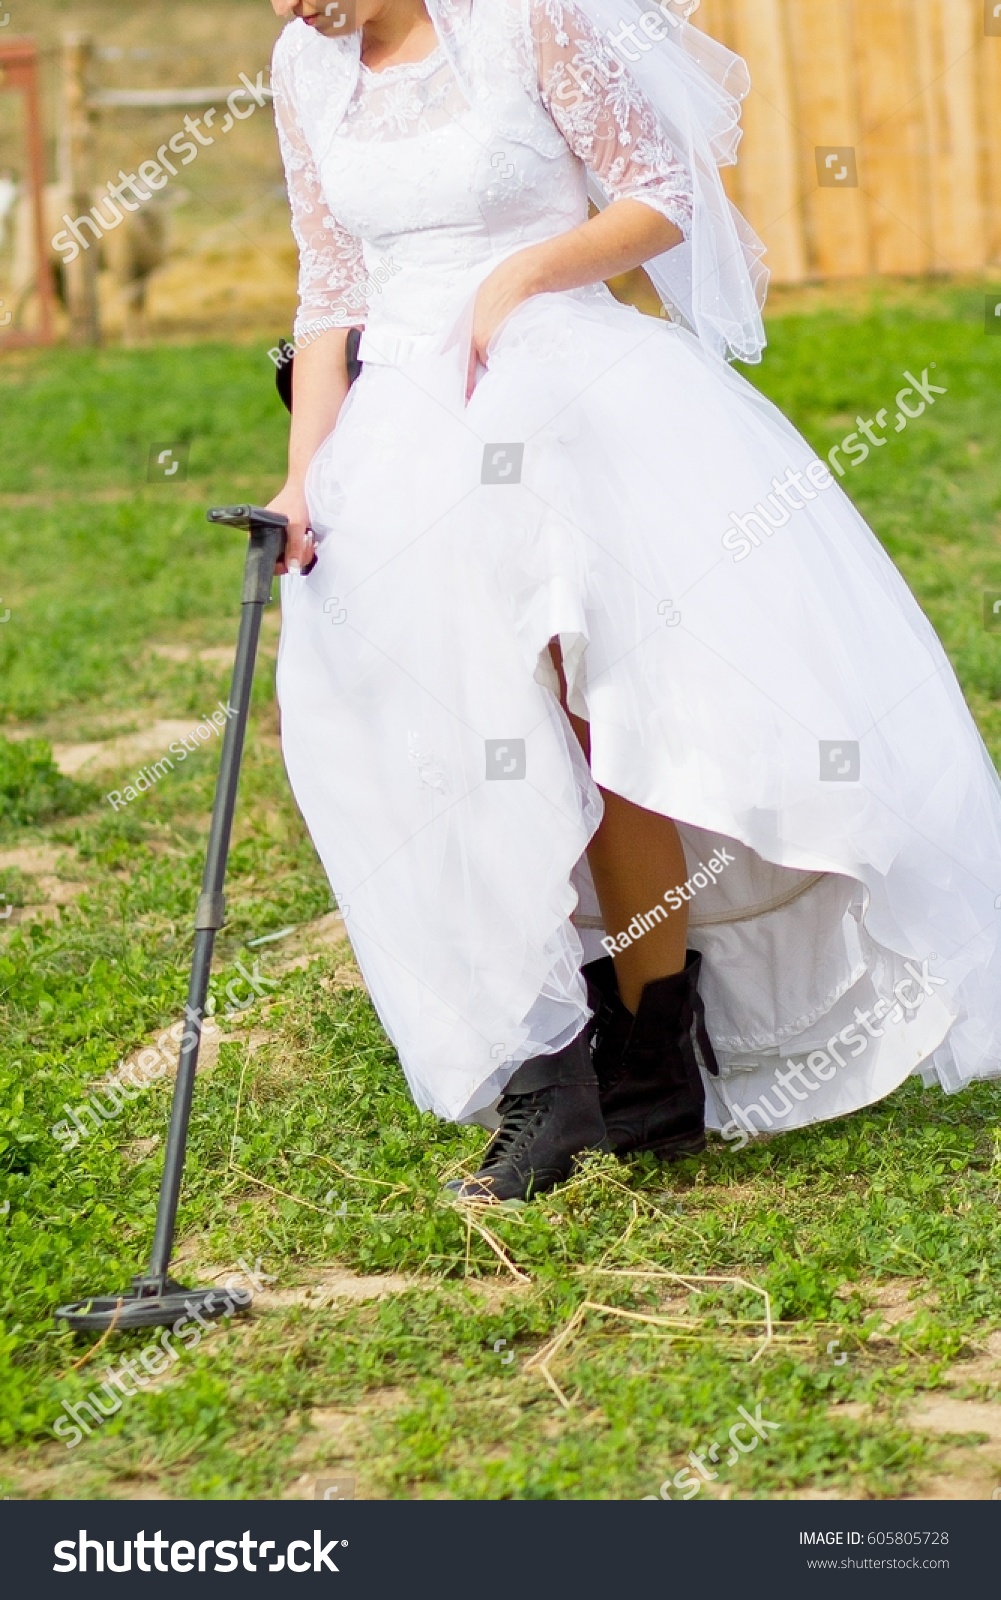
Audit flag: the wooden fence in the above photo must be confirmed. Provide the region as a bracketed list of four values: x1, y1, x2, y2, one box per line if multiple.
[695, 0, 1001, 281]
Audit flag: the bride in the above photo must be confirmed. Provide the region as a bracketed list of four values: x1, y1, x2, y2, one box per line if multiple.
[266, 0, 1001, 1201]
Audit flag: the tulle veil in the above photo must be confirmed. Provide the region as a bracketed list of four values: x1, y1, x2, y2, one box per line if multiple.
[426, 0, 769, 363]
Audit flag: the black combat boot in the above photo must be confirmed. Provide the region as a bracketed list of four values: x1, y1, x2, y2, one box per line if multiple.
[584, 949, 718, 1160]
[445, 1030, 609, 1202]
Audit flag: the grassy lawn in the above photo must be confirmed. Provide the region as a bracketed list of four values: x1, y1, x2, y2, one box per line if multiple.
[1, 282, 1000, 1501]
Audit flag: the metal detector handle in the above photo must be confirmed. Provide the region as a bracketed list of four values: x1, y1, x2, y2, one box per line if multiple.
[206, 503, 289, 532]
[145, 505, 288, 1284]
[199, 506, 288, 905]
[207, 503, 289, 583]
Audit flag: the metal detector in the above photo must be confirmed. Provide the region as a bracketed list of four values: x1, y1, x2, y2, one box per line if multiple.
[55, 506, 289, 1333]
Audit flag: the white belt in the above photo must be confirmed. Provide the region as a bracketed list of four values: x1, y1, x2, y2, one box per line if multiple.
[356, 326, 440, 367]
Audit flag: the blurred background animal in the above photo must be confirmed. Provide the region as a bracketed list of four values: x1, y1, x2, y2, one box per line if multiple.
[0, 171, 18, 249]
[10, 179, 168, 340]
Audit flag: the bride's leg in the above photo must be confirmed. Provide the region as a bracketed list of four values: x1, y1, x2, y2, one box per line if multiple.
[585, 785, 690, 1011]
[549, 643, 712, 1162]
[549, 643, 690, 1011]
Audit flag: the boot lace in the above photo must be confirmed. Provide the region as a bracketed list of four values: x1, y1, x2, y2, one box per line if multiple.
[481, 1092, 547, 1168]
[590, 992, 632, 1091]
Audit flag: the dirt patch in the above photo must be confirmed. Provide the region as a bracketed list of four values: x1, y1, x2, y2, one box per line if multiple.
[824, 1317, 1001, 1499]
[903, 1468, 1001, 1501]
[0, 843, 88, 927]
[182, 1258, 432, 1312]
[828, 1401, 872, 1423]
[0, 1445, 83, 1502]
[283, 1389, 409, 1501]
[943, 1329, 1001, 1388]
[900, 1330, 1001, 1500]
[821, 1301, 1001, 1496]
[0, 1445, 186, 1503]
[7, 880, 89, 927]
[867, 1280, 938, 1327]
[121, 1136, 161, 1165]
[147, 644, 274, 666]
[170, 1022, 270, 1079]
[908, 1397, 1001, 1445]
[52, 720, 204, 778]
[833, 1277, 938, 1334]
[272, 911, 354, 976]
[187, 1258, 532, 1318]
[259, 1270, 531, 1320]
[253, 1269, 422, 1312]
[0, 843, 80, 876]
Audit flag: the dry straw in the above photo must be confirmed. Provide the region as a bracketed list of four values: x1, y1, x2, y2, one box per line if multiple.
[524, 1269, 775, 1409]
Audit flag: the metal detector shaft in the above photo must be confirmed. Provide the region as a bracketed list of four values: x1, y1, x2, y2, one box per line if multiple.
[146, 507, 287, 1283]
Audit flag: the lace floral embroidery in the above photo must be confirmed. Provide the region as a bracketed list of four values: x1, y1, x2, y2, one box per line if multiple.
[338, 46, 469, 141]
[531, 0, 693, 234]
[272, 40, 370, 336]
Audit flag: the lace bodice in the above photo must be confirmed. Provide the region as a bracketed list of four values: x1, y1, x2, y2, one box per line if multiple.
[272, 0, 693, 357]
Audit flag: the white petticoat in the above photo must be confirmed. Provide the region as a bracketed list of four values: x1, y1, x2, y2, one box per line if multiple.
[277, 287, 1001, 1131]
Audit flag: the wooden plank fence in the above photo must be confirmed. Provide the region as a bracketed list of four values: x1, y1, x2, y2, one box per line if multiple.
[695, 0, 1001, 281]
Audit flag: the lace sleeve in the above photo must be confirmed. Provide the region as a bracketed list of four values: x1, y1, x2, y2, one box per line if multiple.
[272, 38, 369, 338]
[531, 0, 693, 237]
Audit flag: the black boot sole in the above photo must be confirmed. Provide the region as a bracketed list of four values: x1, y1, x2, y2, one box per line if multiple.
[605, 1118, 706, 1161]
[445, 1153, 609, 1204]
[446, 1135, 612, 1203]
[633, 1128, 707, 1161]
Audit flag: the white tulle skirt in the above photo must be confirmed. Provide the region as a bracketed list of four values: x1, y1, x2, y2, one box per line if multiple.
[276, 286, 1001, 1132]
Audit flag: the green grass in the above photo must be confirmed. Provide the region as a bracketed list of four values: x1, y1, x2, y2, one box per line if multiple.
[0, 284, 999, 1500]
[0, 738, 98, 831]
[0, 344, 288, 724]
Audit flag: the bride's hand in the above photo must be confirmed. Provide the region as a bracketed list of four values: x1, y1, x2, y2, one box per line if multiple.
[266, 482, 315, 576]
[467, 253, 538, 400]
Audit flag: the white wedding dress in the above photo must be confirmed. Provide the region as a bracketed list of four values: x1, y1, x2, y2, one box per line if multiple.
[271, 0, 1001, 1135]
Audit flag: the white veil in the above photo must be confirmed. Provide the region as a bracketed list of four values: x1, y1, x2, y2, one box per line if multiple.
[426, 0, 768, 364]
[571, 0, 768, 364]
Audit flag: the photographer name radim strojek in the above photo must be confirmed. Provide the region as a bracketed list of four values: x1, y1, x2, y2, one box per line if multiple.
[601, 845, 736, 957]
[105, 700, 237, 811]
